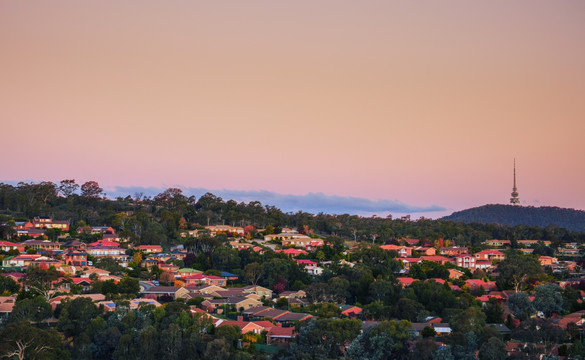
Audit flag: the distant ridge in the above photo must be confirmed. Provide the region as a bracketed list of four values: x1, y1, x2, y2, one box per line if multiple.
[442, 204, 585, 232]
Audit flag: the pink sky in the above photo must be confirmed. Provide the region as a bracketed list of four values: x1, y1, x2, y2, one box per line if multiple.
[1, 1, 584, 217]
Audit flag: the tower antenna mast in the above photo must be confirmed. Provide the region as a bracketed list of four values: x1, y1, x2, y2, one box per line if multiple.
[510, 159, 519, 205]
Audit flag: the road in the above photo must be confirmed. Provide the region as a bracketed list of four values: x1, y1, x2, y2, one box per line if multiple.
[139, 281, 155, 293]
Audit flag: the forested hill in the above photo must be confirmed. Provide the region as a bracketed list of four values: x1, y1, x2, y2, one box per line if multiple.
[442, 204, 585, 232]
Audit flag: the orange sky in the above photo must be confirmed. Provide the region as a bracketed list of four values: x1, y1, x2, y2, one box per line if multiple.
[1, 1, 584, 217]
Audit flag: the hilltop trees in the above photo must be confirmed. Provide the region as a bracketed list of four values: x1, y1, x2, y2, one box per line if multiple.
[81, 181, 104, 198]
[59, 179, 79, 197]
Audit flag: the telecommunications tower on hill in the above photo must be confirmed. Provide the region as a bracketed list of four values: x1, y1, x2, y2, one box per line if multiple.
[510, 159, 520, 205]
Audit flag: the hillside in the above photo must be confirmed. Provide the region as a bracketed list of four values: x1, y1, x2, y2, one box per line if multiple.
[442, 204, 585, 232]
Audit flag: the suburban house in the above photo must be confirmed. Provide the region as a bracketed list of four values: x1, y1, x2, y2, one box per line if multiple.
[15, 228, 45, 238]
[98, 298, 161, 311]
[483, 239, 511, 247]
[184, 274, 226, 287]
[305, 265, 324, 276]
[2, 254, 42, 268]
[215, 317, 267, 335]
[380, 244, 412, 257]
[0, 241, 25, 253]
[80, 268, 111, 279]
[33, 217, 70, 231]
[177, 268, 203, 279]
[420, 256, 452, 265]
[78, 226, 116, 235]
[440, 246, 468, 256]
[295, 259, 317, 267]
[414, 247, 436, 256]
[264, 233, 324, 249]
[465, 279, 497, 292]
[86, 246, 126, 258]
[0, 296, 17, 325]
[278, 290, 306, 299]
[49, 294, 106, 311]
[340, 305, 362, 318]
[21, 240, 60, 251]
[64, 250, 88, 266]
[475, 260, 493, 270]
[205, 225, 245, 237]
[401, 258, 422, 270]
[101, 233, 121, 242]
[142, 286, 190, 300]
[180, 229, 200, 238]
[276, 248, 308, 257]
[202, 297, 262, 312]
[62, 240, 87, 251]
[517, 240, 551, 247]
[475, 250, 505, 262]
[397, 277, 418, 287]
[539, 256, 558, 265]
[455, 254, 476, 270]
[133, 245, 163, 254]
[241, 285, 273, 299]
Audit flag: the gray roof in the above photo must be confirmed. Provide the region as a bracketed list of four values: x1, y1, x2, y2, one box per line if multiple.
[143, 286, 182, 294]
[242, 306, 270, 315]
[274, 312, 311, 322]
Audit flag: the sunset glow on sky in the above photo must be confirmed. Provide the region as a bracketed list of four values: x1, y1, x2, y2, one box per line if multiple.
[2, 1, 584, 217]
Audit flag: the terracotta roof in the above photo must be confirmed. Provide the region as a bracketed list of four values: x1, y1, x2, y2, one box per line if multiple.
[0, 302, 15, 313]
[268, 326, 295, 338]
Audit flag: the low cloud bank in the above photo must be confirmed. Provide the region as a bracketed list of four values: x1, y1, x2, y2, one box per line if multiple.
[109, 186, 445, 215]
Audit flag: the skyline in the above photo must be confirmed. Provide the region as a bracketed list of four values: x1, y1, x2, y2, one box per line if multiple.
[2, 1, 584, 218]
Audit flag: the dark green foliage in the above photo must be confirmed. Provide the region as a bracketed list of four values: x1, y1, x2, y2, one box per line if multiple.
[9, 296, 52, 324]
[408, 280, 461, 316]
[511, 318, 567, 344]
[450, 307, 486, 334]
[346, 320, 412, 360]
[0, 321, 69, 360]
[285, 318, 361, 359]
[58, 297, 100, 337]
[421, 325, 437, 338]
[414, 338, 438, 360]
[478, 337, 506, 360]
[482, 298, 504, 323]
[368, 278, 399, 305]
[393, 298, 426, 322]
[506, 292, 535, 320]
[0, 275, 20, 294]
[309, 302, 341, 318]
[495, 250, 544, 291]
[569, 341, 585, 359]
[533, 283, 564, 317]
[95, 258, 124, 274]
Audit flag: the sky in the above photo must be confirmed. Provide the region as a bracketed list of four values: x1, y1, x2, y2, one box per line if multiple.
[1, 1, 584, 218]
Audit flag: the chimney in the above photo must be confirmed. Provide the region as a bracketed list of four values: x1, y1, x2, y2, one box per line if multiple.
[237, 316, 243, 322]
